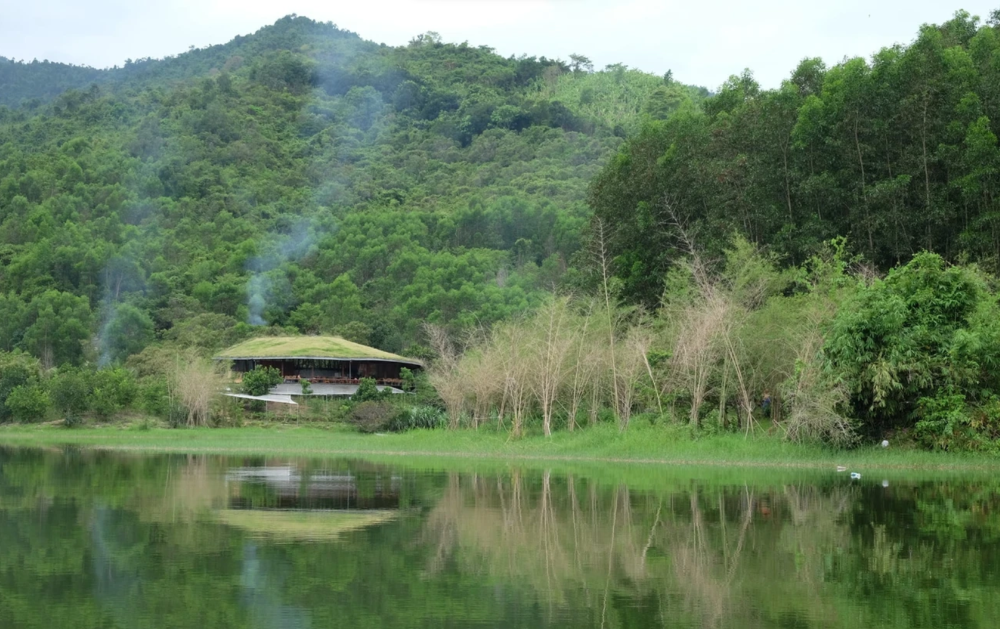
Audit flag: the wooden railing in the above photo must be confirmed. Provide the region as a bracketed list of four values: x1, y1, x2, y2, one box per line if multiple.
[285, 376, 405, 388]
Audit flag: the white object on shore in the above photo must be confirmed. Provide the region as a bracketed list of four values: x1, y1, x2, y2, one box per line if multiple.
[882, 480, 889, 487]
[836, 466, 847, 472]
[881, 440, 889, 448]
[850, 472, 862, 480]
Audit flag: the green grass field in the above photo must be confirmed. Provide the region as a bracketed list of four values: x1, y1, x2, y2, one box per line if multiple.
[2, 422, 997, 476]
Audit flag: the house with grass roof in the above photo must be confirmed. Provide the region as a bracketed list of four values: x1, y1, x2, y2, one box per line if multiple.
[214, 336, 423, 397]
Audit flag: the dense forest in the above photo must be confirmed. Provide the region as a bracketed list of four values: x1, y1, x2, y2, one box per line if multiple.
[4, 11, 1000, 450]
[593, 9, 1000, 306]
[0, 16, 705, 362]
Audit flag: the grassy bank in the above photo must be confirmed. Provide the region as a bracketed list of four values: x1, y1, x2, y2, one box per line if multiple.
[1, 422, 998, 473]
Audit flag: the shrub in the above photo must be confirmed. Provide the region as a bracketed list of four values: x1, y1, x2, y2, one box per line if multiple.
[348, 401, 398, 433]
[49, 367, 90, 419]
[781, 337, 857, 448]
[174, 355, 224, 426]
[5, 385, 51, 423]
[351, 377, 388, 403]
[0, 351, 42, 423]
[64, 414, 84, 428]
[242, 366, 283, 396]
[825, 253, 1000, 439]
[915, 391, 974, 451]
[167, 401, 188, 428]
[137, 376, 170, 417]
[88, 368, 139, 419]
[387, 405, 446, 432]
[400, 368, 415, 392]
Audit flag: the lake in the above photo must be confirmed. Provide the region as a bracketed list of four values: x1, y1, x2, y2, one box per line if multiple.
[0, 446, 997, 628]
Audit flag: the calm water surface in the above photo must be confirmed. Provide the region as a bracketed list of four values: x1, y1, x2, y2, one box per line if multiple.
[1, 446, 998, 628]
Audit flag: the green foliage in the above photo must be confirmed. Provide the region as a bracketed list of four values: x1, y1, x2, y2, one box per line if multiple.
[0, 16, 708, 371]
[387, 405, 446, 431]
[137, 376, 171, 418]
[4, 385, 51, 422]
[101, 303, 155, 365]
[249, 50, 317, 94]
[351, 377, 388, 403]
[63, 413, 85, 428]
[590, 13, 1000, 306]
[300, 378, 313, 395]
[87, 368, 139, 419]
[19, 291, 93, 367]
[825, 253, 1000, 439]
[0, 351, 43, 423]
[49, 367, 91, 419]
[400, 367, 416, 392]
[241, 366, 283, 396]
[915, 391, 972, 450]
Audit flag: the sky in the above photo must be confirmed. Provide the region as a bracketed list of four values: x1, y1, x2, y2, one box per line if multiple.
[2, 0, 997, 89]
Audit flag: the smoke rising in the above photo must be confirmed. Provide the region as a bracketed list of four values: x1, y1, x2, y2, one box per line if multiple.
[97, 252, 148, 367]
[245, 217, 332, 326]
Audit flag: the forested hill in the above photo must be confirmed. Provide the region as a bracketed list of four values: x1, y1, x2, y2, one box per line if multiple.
[1, 20, 377, 109]
[1, 57, 107, 108]
[592, 10, 1000, 307]
[0, 16, 706, 366]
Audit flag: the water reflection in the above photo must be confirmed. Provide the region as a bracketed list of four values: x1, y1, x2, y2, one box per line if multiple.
[1, 446, 999, 629]
[221, 465, 401, 542]
[225, 465, 402, 510]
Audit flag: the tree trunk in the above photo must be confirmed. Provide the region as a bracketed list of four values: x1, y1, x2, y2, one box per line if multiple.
[854, 115, 874, 255]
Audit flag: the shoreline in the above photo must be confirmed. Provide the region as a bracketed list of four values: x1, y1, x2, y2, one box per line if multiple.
[2, 423, 999, 474]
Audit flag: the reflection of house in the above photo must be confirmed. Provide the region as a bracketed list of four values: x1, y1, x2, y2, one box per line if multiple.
[214, 335, 423, 397]
[225, 466, 401, 511]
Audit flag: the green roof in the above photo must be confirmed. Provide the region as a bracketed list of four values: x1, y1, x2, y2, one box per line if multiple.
[215, 336, 419, 364]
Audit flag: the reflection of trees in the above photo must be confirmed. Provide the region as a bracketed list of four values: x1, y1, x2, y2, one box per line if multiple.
[419, 472, 936, 629]
[7, 448, 1000, 628]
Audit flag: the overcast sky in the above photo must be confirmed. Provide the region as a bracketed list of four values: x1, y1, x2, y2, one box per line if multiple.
[3, 1, 997, 89]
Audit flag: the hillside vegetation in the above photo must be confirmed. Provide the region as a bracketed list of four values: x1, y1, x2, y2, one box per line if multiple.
[6, 11, 1000, 453]
[0, 17, 703, 366]
[592, 9, 1000, 306]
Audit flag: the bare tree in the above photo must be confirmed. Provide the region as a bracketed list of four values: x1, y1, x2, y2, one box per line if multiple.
[592, 219, 622, 427]
[614, 327, 649, 430]
[529, 297, 574, 437]
[461, 342, 502, 429]
[426, 324, 466, 429]
[173, 352, 223, 426]
[492, 323, 532, 437]
[565, 300, 597, 431]
[668, 292, 727, 426]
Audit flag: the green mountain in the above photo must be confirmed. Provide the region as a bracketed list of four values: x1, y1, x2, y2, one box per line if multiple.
[0, 16, 706, 365]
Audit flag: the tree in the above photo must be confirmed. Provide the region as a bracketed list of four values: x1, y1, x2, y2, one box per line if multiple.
[569, 54, 593, 73]
[351, 377, 387, 403]
[4, 385, 50, 422]
[528, 297, 574, 436]
[0, 351, 43, 423]
[20, 291, 92, 367]
[174, 354, 224, 426]
[49, 367, 90, 420]
[320, 274, 364, 330]
[409, 31, 442, 46]
[241, 366, 283, 396]
[824, 253, 1000, 442]
[88, 368, 138, 419]
[101, 303, 155, 364]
